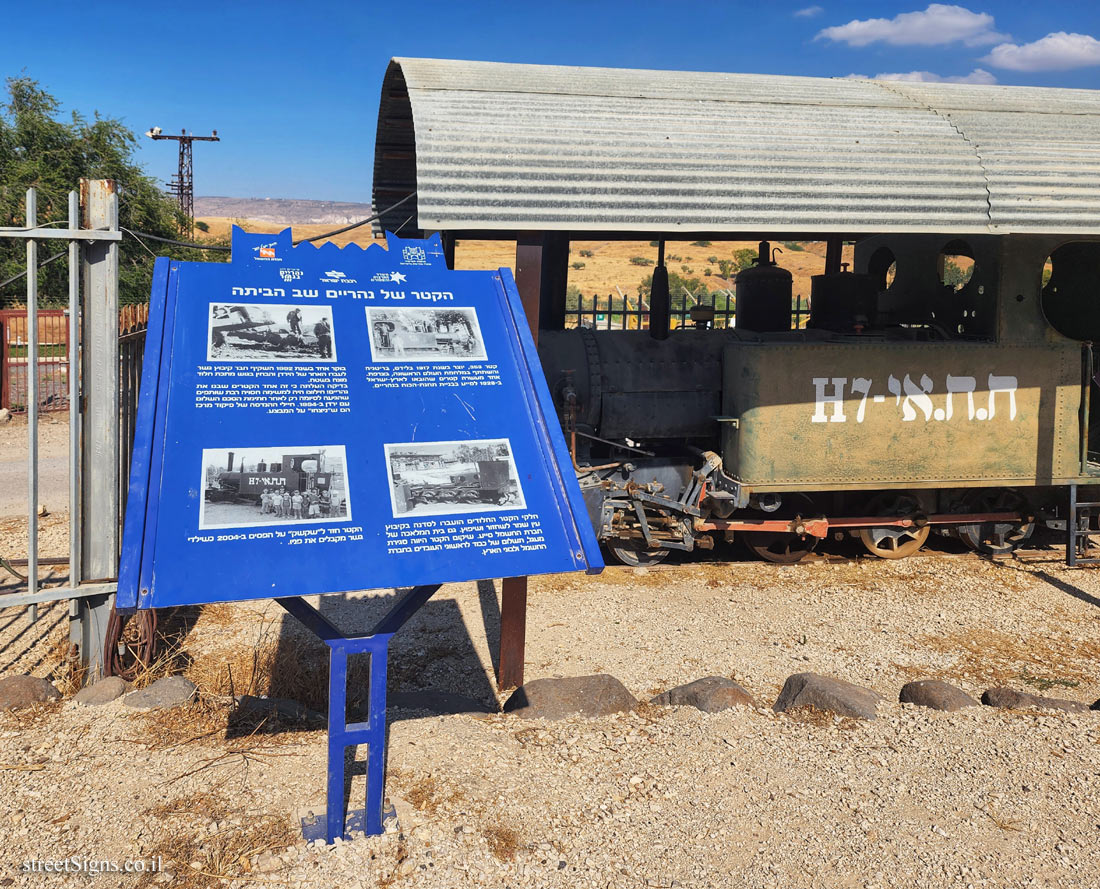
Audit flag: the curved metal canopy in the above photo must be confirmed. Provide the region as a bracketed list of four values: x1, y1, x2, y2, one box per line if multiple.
[373, 58, 1100, 237]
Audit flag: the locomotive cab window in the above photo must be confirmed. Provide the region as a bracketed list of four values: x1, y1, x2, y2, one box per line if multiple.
[1041, 241, 1100, 342]
[932, 240, 992, 339]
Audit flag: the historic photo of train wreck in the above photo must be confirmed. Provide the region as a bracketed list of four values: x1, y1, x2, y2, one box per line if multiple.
[208, 303, 337, 362]
[367, 306, 487, 362]
[385, 438, 525, 518]
[199, 446, 351, 530]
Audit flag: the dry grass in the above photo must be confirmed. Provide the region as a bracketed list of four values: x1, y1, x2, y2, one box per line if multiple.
[482, 823, 523, 861]
[391, 770, 465, 815]
[782, 706, 860, 730]
[919, 627, 1100, 687]
[139, 800, 295, 889]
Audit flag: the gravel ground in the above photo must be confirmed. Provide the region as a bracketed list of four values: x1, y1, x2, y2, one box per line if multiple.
[1, 554, 1099, 888]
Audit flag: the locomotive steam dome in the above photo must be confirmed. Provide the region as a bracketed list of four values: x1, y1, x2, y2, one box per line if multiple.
[809, 264, 878, 332]
[734, 241, 793, 332]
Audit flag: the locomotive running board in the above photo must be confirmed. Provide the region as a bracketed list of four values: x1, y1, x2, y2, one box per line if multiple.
[695, 512, 1023, 539]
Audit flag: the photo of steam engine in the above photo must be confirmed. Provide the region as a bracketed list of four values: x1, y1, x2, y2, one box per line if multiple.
[199, 446, 351, 529]
[208, 303, 337, 362]
[385, 438, 524, 518]
[367, 307, 487, 362]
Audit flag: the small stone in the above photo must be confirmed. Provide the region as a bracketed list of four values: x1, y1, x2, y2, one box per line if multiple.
[122, 676, 197, 710]
[899, 680, 978, 712]
[772, 672, 882, 720]
[650, 676, 756, 712]
[981, 687, 1089, 713]
[0, 675, 61, 709]
[254, 851, 282, 873]
[503, 674, 636, 720]
[73, 676, 129, 706]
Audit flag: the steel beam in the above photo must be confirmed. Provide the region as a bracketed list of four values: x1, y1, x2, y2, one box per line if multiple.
[70, 180, 120, 679]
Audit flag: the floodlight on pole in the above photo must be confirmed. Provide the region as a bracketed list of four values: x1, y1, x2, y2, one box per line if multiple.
[146, 127, 220, 234]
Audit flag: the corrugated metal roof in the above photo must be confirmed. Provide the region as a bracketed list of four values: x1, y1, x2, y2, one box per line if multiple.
[373, 58, 1100, 236]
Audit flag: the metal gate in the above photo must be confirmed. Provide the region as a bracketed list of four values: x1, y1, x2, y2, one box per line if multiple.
[0, 309, 69, 411]
[0, 181, 123, 677]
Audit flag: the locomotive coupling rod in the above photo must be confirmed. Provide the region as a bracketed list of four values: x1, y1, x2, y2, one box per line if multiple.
[695, 512, 1022, 538]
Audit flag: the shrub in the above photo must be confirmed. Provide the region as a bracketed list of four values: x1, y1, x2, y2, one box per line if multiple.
[571, 261, 586, 270]
[681, 266, 693, 274]
[781, 241, 805, 252]
[579, 249, 593, 257]
[707, 256, 718, 264]
[667, 253, 682, 262]
[704, 268, 712, 277]
[691, 240, 711, 247]
[630, 256, 654, 266]
[649, 240, 659, 247]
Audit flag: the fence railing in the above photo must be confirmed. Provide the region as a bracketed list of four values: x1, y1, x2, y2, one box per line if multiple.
[0, 182, 122, 680]
[563, 291, 811, 330]
[0, 304, 147, 412]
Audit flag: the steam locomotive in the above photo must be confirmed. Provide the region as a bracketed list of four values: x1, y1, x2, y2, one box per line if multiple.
[537, 234, 1100, 565]
[205, 451, 334, 504]
[395, 459, 516, 511]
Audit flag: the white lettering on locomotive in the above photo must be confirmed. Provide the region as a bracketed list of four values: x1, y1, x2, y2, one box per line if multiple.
[812, 373, 1019, 424]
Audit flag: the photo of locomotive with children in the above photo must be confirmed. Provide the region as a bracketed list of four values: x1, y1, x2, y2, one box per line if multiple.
[199, 447, 351, 529]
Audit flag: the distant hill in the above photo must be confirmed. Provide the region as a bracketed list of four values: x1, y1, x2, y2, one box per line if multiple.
[194, 196, 373, 224]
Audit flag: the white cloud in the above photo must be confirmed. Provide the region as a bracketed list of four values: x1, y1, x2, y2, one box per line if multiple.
[794, 5, 823, 17]
[982, 32, 1100, 71]
[818, 4, 1008, 47]
[873, 68, 997, 84]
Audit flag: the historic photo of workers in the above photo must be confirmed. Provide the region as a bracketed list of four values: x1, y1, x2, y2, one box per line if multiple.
[207, 303, 338, 362]
[199, 446, 352, 530]
[385, 438, 525, 518]
[366, 306, 487, 362]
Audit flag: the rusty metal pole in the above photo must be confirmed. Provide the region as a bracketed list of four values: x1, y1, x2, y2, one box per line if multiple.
[496, 234, 553, 689]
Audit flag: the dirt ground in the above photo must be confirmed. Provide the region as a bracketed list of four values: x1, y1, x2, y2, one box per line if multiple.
[1, 551, 1099, 889]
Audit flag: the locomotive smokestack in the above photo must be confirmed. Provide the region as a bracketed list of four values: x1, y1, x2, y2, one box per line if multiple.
[649, 240, 670, 341]
[227, 451, 235, 472]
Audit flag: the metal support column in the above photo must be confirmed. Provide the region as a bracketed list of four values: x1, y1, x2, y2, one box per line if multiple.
[70, 179, 120, 678]
[278, 584, 440, 843]
[499, 235, 552, 690]
[25, 190, 39, 623]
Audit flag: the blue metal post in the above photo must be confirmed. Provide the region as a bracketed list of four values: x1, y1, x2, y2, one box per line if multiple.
[278, 585, 440, 843]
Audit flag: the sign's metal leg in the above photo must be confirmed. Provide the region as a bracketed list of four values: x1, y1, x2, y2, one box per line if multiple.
[326, 644, 349, 843]
[365, 637, 390, 836]
[498, 576, 527, 690]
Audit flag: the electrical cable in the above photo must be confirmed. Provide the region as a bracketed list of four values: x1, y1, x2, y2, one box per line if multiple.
[0, 250, 66, 290]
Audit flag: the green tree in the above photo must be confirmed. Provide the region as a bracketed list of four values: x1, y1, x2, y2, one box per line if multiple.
[0, 77, 225, 307]
[638, 270, 715, 309]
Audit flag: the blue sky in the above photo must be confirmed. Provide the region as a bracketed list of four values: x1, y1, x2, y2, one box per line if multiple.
[5, 1, 1100, 203]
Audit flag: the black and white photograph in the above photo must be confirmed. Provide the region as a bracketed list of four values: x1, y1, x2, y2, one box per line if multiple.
[385, 438, 525, 517]
[367, 306, 487, 362]
[207, 303, 337, 362]
[199, 446, 352, 530]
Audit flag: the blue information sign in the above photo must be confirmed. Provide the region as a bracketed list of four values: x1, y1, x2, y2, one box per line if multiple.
[117, 228, 602, 610]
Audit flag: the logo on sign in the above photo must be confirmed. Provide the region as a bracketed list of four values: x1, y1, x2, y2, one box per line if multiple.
[253, 242, 281, 261]
[401, 246, 428, 266]
[321, 269, 358, 284]
[279, 267, 303, 282]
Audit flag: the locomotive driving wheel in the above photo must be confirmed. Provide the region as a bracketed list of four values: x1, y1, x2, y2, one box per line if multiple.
[956, 490, 1033, 555]
[742, 530, 818, 564]
[608, 539, 670, 567]
[859, 494, 930, 560]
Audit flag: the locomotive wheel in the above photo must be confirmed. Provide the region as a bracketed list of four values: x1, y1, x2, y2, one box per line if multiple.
[457, 491, 478, 503]
[419, 490, 439, 503]
[859, 494, 929, 560]
[742, 531, 818, 564]
[956, 491, 1033, 555]
[608, 539, 670, 567]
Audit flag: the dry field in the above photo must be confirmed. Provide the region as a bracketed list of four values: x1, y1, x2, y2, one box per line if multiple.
[195, 216, 856, 303]
[2, 552, 1100, 889]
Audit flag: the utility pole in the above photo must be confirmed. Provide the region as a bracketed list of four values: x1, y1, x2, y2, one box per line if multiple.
[145, 127, 219, 234]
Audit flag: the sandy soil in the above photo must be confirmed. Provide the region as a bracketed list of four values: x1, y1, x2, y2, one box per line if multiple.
[1, 553, 1099, 888]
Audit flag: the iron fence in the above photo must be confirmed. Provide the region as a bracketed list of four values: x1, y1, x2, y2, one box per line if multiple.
[563, 291, 812, 330]
[0, 308, 69, 411]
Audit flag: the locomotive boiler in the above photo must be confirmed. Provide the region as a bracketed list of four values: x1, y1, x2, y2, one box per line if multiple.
[206, 452, 334, 504]
[537, 236, 1100, 564]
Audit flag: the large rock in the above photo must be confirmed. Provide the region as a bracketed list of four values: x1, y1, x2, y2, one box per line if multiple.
[0, 675, 60, 709]
[0, 407, 12, 425]
[773, 672, 882, 720]
[981, 687, 1089, 713]
[899, 680, 978, 712]
[503, 674, 636, 720]
[74, 676, 129, 706]
[650, 676, 756, 712]
[122, 676, 197, 710]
